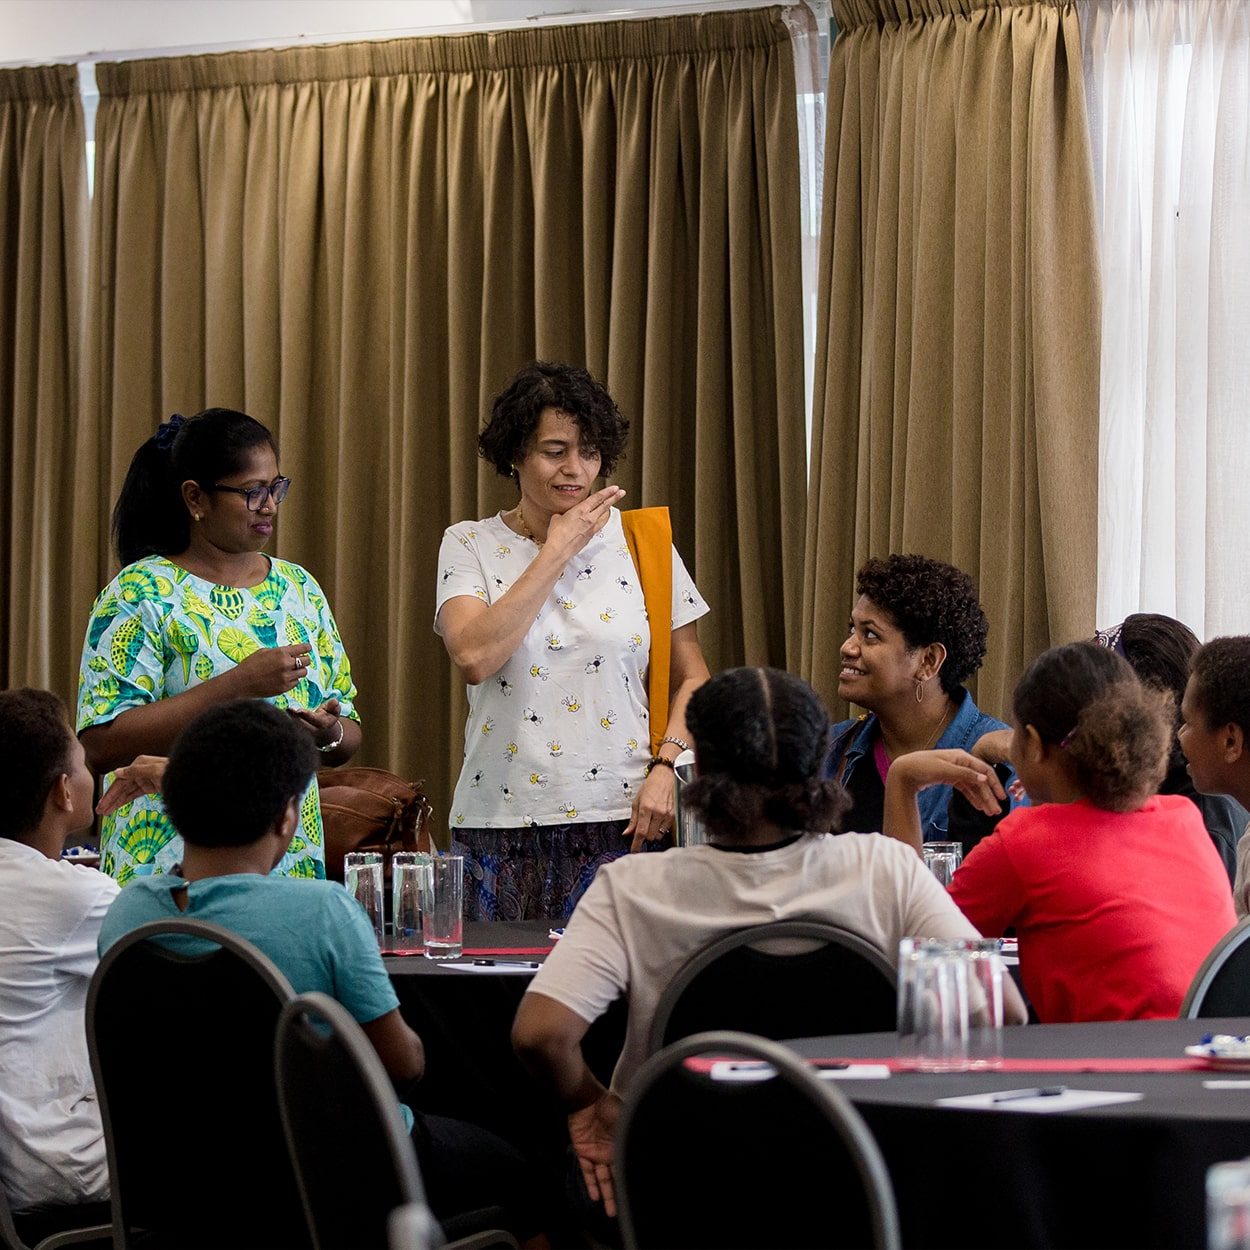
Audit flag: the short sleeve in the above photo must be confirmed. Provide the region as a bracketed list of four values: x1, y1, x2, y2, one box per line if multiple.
[77, 573, 171, 732]
[947, 816, 1027, 939]
[323, 889, 400, 1023]
[434, 523, 490, 630]
[306, 571, 360, 723]
[525, 870, 630, 1025]
[670, 545, 709, 632]
[58, 869, 121, 978]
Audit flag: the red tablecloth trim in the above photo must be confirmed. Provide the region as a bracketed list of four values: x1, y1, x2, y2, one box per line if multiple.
[687, 1055, 1207, 1074]
[383, 946, 551, 958]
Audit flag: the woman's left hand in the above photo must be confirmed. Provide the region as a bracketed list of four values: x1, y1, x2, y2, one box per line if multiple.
[624, 760, 677, 853]
[288, 698, 343, 749]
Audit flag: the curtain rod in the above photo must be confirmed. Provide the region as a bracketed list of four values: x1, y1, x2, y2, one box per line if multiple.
[0, 0, 783, 70]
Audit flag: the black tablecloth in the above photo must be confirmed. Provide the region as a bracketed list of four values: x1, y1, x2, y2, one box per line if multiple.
[783, 1019, 1250, 1250]
[385, 921, 624, 1167]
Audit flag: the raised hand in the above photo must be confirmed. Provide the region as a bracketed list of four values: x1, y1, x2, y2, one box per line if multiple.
[97, 754, 167, 814]
[288, 698, 343, 749]
[545, 484, 626, 559]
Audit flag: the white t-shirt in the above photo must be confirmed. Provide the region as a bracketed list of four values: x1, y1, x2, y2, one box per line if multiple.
[435, 508, 708, 829]
[525, 832, 982, 1094]
[0, 839, 118, 1211]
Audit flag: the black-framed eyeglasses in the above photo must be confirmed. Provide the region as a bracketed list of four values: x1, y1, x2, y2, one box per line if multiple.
[206, 476, 291, 512]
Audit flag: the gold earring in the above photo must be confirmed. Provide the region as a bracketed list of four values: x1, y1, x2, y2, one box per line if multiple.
[914, 678, 924, 703]
[193, 513, 202, 522]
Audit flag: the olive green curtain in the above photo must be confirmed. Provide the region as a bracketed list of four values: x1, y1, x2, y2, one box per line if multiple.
[802, 0, 1100, 719]
[0, 65, 87, 706]
[79, 8, 806, 823]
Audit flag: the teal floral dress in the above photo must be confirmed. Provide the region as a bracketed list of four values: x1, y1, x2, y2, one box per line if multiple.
[76, 556, 359, 884]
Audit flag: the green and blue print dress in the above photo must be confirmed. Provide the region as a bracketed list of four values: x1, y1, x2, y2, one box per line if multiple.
[76, 556, 359, 884]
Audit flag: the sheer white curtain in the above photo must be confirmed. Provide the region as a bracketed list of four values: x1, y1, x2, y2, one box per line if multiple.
[1082, 0, 1250, 638]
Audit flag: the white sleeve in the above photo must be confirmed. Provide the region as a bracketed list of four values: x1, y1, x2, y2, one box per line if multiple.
[670, 544, 709, 631]
[434, 525, 489, 630]
[59, 870, 121, 980]
[524, 873, 630, 1024]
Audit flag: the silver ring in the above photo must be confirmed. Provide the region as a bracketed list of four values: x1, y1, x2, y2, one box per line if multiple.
[294, 655, 305, 670]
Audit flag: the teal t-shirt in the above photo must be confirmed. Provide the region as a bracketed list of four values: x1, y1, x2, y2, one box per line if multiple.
[98, 874, 398, 1024]
[77, 555, 359, 884]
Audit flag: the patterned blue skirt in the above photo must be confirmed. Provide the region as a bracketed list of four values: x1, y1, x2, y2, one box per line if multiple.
[453, 820, 661, 923]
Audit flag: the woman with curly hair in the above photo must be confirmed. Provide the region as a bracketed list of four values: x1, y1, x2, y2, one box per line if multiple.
[512, 667, 1022, 1221]
[828, 553, 1012, 847]
[435, 361, 710, 922]
[948, 643, 1235, 1021]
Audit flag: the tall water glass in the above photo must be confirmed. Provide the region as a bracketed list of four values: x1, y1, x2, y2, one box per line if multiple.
[898, 939, 971, 1071]
[963, 938, 1005, 1069]
[422, 854, 464, 960]
[922, 841, 963, 886]
[391, 852, 431, 952]
[344, 851, 384, 945]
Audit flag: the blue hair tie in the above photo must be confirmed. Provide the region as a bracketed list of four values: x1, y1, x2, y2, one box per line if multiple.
[154, 412, 186, 451]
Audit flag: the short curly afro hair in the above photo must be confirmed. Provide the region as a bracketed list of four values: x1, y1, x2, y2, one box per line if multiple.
[478, 361, 630, 478]
[855, 554, 989, 697]
[1190, 637, 1250, 735]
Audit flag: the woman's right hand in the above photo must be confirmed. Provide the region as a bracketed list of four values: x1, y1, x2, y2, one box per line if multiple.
[545, 484, 626, 558]
[229, 643, 315, 698]
[891, 748, 1007, 816]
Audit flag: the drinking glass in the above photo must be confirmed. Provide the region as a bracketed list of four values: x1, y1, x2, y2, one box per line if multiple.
[391, 852, 432, 952]
[898, 938, 971, 1072]
[922, 841, 963, 886]
[963, 938, 1005, 1069]
[422, 854, 464, 960]
[344, 851, 384, 945]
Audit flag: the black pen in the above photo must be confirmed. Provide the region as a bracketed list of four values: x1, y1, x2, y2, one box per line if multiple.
[991, 1085, 1067, 1103]
[472, 958, 541, 968]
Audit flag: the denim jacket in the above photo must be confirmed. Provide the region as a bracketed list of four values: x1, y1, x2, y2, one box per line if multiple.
[825, 687, 1013, 843]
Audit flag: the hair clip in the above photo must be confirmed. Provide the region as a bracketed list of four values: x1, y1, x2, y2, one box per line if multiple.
[1058, 727, 1078, 749]
[154, 412, 186, 451]
[1093, 622, 1127, 658]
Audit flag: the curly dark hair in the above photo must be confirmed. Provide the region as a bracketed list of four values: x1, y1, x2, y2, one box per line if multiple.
[0, 689, 74, 840]
[1190, 637, 1250, 735]
[1013, 642, 1171, 813]
[478, 361, 630, 478]
[855, 554, 989, 696]
[683, 667, 850, 841]
[164, 700, 316, 848]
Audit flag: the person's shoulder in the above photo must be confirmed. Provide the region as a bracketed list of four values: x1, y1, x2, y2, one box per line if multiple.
[443, 515, 499, 543]
[93, 557, 177, 607]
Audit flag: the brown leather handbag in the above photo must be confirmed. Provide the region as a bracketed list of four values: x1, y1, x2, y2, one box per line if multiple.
[317, 766, 433, 882]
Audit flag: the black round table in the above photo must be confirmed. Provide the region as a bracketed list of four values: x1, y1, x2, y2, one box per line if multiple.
[783, 1018, 1250, 1250]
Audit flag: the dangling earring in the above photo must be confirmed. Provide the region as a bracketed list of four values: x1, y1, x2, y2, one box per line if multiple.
[914, 677, 924, 703]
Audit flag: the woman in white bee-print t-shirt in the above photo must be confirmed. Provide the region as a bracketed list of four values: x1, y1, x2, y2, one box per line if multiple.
[435, 362, 710, 922]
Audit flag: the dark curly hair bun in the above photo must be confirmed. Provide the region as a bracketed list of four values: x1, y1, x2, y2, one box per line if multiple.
[856, 553, 989, 696]
[683, 668, 850, 840]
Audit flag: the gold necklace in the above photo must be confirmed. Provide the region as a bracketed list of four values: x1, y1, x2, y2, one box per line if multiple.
[919, 703, 954, 751]
[514, 502, 544, 546]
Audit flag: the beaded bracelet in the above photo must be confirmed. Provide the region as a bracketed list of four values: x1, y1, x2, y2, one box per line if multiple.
[646, 755, 676, 774]
[658, 734, 691, 753]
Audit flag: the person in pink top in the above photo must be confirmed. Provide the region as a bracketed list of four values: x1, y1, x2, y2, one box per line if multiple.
[944, 642, 1236, 1023]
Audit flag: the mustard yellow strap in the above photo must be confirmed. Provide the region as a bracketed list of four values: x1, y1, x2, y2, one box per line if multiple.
[620, 506, 673, 756]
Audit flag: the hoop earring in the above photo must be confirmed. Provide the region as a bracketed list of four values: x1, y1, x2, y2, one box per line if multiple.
[914, 678, 924, 704]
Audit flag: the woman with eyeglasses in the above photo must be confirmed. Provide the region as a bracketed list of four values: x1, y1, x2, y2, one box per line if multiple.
[77, 408, 360, 883]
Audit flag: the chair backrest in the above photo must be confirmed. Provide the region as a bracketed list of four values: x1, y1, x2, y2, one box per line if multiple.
[275, 992, 429, 1250]
[616, 1030, 901, 1250]
[86, 919, 304, 1250]
[647, 920, 898, 1055]
[1181, 917, 1250, 1017]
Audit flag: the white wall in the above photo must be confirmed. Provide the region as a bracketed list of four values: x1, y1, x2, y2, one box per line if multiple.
[0, 0, 767, 66]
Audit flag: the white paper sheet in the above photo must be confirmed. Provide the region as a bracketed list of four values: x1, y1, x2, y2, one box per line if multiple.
[936, 1088, 1143, 1112]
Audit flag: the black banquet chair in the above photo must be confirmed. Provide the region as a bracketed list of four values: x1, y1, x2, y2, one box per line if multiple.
[275, 992, 518, 1250]
[1181, 917, 1250, 1017]
[85, 919, 307, 1250]
[647, 920, 898, 1055]
[616, 1030, 901, 1250]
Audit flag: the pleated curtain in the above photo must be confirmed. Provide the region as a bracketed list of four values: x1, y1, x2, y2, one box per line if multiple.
[78, 9, 806, 822]
[0, 65, 87, 705]
[803, 0, 1101, 718]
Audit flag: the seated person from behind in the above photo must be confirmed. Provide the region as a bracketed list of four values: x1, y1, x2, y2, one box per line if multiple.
[1179, 636, 1250, 914]
[98, 699, 546, 1244]
[943, 643, 1236, 1023]
[826, 553, 1016, 851]
[0, 689, 118, 1215]
[512, 666, 1026, 1219]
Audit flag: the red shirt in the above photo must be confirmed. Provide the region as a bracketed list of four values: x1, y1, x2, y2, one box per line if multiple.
[949, 794, 1236, 1022]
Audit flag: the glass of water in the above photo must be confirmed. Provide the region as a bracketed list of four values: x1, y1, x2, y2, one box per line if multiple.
[344, 851, 384, 945]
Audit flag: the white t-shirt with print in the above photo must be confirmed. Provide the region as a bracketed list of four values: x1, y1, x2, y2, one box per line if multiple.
[434, 508, 708, 829]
